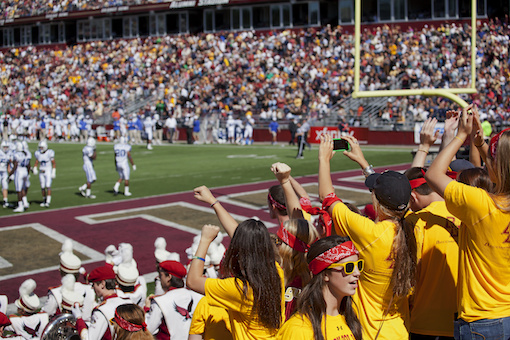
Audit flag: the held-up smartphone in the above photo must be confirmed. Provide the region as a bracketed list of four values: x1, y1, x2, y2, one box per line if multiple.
[333, 138, 350, 151]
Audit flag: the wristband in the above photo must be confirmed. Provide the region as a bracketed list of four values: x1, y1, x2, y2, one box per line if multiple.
[192, 256, 206, 262]
[280, 180, 290, 185]
[474, 140, 485, 148]
[455, 136, 464, 143]
[417, 149, 429, 154]
[362, 165, 375, 177]
[210, 200, 219, 207]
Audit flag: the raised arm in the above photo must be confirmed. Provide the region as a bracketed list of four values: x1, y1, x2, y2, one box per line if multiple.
[439, 111, 460, 155]
[186, 224, 220, 295]
[270, 162, 304, 219]
[469, 105, 489, 167]
[411, 117, 439, 168]
[318, 134, 340, 215]
[426, 104, 474, 196]
[193, 186, 237, 238]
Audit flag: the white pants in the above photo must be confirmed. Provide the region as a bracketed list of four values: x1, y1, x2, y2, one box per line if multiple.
[83, 163, 96, 184]
[116, 163, 130, 181]
[39, 169, 53, 189]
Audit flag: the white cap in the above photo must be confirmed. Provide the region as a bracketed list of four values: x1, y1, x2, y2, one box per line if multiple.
[15, 279, 40, 314]
[116, 264, 139, 287]
[61, 274, 84, 309]
[60, 240, 81, 274]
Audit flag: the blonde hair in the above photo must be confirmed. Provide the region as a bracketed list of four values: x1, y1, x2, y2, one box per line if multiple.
[112, 304, 153, 340]
[490, 131, 510, 212]
[279, 219, 319, 287]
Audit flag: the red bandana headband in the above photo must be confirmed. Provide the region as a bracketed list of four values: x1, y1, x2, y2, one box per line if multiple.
[277, 223, 311, 253]
[410, 169, 457, 189]
[489, 128, 510, 162]
[300, 193, 341, 237]
[308, 241, 358, 275]
[114, 310, 147, 332]
[267, 193, 286, 211]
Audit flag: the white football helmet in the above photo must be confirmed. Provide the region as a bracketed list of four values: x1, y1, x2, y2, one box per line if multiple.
[38, 140, 48, 152]
[16, 141, 23, 152]
[87, 137, 96, 148]
[119, 136, 127, 144]
[22, 141, 29, 152]
[1, 140, 8, 151]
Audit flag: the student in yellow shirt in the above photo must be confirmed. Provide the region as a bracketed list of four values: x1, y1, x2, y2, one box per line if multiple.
[426, 104, 510, 340]
[277, 235, 362, 340]
[318, 134, 416, 340]
[186, 221, 284, 340]
[405, 167, 461, 339]
[189, 296, 232, 340]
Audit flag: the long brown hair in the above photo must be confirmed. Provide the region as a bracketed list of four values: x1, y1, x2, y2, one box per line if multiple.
[375, 197, 417, 299]
[489, 131, 510, 211]
[220, 219, 283, 331]
[296, 236, 362, 340]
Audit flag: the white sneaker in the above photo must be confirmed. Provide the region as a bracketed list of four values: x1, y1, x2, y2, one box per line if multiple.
[87, 195, 96, 199]
[44, 203, 50, 208]
[2, 202, 8, 208]
[147, 145, 153, 150]
[24, 202, 30, 209]
[80, 190, 86, 197]
[124, 192, 132, 196]
[40, 202, 46, 207]
[13, 205, 24, 213]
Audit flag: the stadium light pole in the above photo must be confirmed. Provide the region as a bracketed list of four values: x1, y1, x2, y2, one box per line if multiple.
[352, 0, 478, 108]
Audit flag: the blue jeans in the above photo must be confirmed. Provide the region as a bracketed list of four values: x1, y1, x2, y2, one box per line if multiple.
[454, 317, 510, 340]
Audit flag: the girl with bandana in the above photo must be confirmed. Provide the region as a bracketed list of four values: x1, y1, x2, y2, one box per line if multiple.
[112, 304, 152, 340]
[277, 236, 362, 340]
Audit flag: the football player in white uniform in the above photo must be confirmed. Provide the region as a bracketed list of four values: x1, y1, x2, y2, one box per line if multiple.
[10, 141, 31, 213]
[78, 137, 97, 199]
[143, 115, 154, 150]
[113, 136, 136, 196]
[32, 140, 56, 207]
[0, 141, 11, 207]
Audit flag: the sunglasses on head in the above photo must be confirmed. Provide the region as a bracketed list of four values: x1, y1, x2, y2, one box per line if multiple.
[327, 259, 364, 274]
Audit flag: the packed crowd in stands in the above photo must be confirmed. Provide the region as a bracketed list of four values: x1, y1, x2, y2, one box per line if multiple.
[1, 0, 162, 20]
[1, 105, 510, 340]
[1, 19, 509, 134]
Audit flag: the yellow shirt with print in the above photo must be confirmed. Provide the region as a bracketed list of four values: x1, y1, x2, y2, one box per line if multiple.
[444, 181, 510, 322]
[276, 313, 355, 340]
[189, 296, 232, 340]
[406, 200, 461, 336]
[204, 262, 285, 340]
[332, 202, 409, 340]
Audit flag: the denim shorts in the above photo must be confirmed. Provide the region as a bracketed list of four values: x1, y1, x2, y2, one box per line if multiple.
[454, 316, 510, 340]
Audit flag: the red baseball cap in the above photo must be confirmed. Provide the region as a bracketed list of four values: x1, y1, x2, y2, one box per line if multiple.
[159, 260, 186, 279]
[0, 312, 11, 327]
[88, 265, 116, 282]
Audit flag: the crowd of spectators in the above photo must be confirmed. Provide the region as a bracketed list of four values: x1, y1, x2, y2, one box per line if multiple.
[0, 18, 509, 131]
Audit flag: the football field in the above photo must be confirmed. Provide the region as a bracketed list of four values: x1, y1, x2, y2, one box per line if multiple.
[0, 141, 413, 303]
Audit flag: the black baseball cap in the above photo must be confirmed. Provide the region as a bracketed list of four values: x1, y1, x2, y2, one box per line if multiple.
[365, 171, 411, 211]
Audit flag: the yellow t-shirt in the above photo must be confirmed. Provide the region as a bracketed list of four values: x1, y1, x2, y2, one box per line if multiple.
[444, 181, 510, 322]
[332, 202, 409, 340]
[205, 263, 285, 340]
[406, 200, 461, 336]
[189, 296, 233, 340]
[276, 313, 356, 340]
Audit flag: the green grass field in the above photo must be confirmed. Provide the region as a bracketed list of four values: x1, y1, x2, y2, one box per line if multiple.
[1, 142, 414, 216]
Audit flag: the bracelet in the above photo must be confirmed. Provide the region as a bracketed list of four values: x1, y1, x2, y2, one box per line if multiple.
[280, 180, 290, 185]
[192, 256, 206, 262]
[362, 165, 375, 177]
[417, 149, 429, 154]
[210, 200, 219, 207]
[455, 136, 464, 143]
[474, 140, 485, 148]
